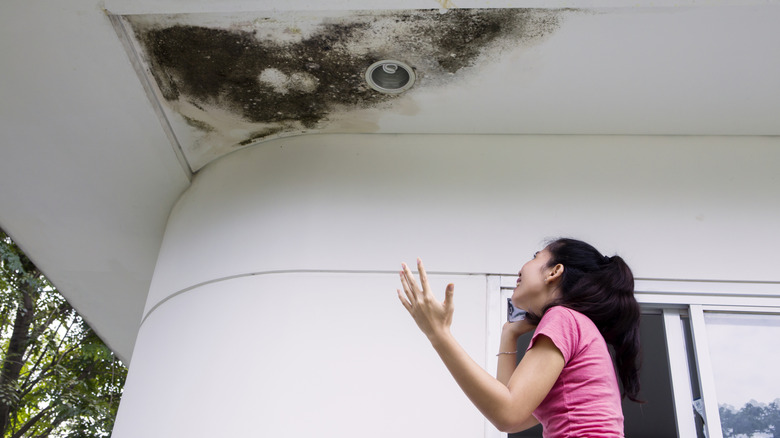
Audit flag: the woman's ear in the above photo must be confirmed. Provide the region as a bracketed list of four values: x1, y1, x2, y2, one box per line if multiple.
[546, 264, 564, 284]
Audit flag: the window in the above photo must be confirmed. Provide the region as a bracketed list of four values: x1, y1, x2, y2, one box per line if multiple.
[704, 312, 780, 438]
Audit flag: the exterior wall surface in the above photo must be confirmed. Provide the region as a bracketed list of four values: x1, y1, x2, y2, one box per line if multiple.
[112, 134, 780, 437]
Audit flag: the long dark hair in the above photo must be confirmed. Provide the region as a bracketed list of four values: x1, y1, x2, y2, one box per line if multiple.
[526, 238, 642, 402]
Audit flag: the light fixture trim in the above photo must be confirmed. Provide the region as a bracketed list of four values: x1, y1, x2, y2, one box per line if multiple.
[365, 60, 416, 94]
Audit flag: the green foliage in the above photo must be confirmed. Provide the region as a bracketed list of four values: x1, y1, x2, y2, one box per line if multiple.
[720, 400, 780, 438]
[1, 229, 127, 437]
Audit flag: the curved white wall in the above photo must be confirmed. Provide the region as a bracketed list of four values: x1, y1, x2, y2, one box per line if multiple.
[115, 272, 488, 437]
[113, 133, 780, 437]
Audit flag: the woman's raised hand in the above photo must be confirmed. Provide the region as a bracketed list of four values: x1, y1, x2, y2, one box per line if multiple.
[397, 258, 455, 341]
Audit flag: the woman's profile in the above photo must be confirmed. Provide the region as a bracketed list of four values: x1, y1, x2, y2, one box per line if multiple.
[397, 238, 641, 437]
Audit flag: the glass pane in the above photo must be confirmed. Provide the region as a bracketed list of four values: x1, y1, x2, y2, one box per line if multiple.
[622, 313, 678, 438]
[704, 312, 780, 438]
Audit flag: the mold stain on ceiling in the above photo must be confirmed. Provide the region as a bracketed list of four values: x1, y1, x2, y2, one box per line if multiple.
[120, 9, 570, 171]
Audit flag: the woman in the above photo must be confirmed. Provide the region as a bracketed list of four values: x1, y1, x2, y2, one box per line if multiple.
[397, 238, 641, 437]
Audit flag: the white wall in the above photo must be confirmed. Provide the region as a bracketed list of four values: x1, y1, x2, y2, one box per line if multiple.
[145, 133, 780, 308]
[113, 133, 780, 437]
[114, 273, 488, 437]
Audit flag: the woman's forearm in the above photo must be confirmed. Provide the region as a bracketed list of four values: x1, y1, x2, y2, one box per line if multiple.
[497, 320, 535, 385]
[495, 333, 541, 433]
[497, 334, 520, 386]
[427, 329, 531, 432]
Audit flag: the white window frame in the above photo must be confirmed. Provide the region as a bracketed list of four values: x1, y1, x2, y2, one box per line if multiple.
[662, 307, 699, 437]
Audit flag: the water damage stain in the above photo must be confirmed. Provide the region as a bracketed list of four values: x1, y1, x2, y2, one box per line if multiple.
[238, 126, 288, 146]
[139, 21, 378, 129]
[126, 9, 567, 168]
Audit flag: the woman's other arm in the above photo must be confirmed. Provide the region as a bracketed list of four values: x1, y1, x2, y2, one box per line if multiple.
[496, 322, 542, 432]
[397, 260, 563, 433]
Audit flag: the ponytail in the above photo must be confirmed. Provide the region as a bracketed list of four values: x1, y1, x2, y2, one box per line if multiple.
[527, 238, 643, 402]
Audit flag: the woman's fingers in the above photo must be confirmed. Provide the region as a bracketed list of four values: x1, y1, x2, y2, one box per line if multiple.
[417, 258, 431, 295]
[400, 270, 416, 305]
[397, 289, 412, 312]
[402, 259, 432, 296]
[444, 283, 455, 313]
[401, 262, 421, 299]
[397, 259, 456, 338]
[399, 258, 442, 311]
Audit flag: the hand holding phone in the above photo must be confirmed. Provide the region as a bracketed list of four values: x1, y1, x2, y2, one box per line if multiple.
[507, 298, 527, 322]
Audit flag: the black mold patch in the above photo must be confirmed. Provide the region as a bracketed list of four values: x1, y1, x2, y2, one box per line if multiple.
[137, 21, 383, 129]
[129, 9, 565, 143]
[399, 10, 521, 73]
[238, 126, 287, 145]
[182, 115, 215, 132]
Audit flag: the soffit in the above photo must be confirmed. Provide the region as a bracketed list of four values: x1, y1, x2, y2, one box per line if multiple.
[111, 2, 780, 172]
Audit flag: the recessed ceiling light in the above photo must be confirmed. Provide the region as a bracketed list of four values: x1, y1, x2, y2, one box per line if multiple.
[365, 60, 416, 94]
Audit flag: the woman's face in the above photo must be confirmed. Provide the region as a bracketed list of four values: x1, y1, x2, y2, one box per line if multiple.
[511, 248, 559, 314]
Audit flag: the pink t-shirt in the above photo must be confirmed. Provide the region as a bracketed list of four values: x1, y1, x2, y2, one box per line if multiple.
[527, 306, 624, 438]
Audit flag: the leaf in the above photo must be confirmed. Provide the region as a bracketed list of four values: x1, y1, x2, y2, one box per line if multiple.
[1, 229, 128, 437]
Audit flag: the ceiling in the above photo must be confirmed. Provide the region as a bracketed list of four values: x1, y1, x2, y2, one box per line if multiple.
[1, 0, 779, 362]
[116, 3, 780, 172]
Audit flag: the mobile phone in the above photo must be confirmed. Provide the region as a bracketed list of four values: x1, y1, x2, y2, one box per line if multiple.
[507, 298, 527, 322]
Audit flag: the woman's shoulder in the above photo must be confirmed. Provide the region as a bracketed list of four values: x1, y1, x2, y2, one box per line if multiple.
[542, 306, 598, 331]
[543, 305, 581, 320]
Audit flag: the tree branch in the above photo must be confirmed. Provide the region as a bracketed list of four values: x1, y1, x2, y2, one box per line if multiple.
[21, 301, 69, 365]
[16, 345, 78, 401]
[0, 280, 35, 434]
[19, 308, 75, 391]
[8, 405, 52, 438]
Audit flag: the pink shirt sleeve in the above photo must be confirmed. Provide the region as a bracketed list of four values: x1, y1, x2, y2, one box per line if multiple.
[527, 306, 579, 363]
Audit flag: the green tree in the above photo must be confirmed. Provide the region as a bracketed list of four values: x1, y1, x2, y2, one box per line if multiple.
[720, 400, 780, 438]
[766, 401, 780, 437]
[1, 229, 126, 437]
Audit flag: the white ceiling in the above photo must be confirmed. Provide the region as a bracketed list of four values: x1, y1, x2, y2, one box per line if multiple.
[1, 0, 779, 362]
[117, 3, 780, 172]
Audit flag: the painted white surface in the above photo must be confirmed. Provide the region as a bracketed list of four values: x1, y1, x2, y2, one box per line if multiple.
[110, 132, 780, 435]
[113, 273, 488, 437]
[115, 6, 780, 171]
[0, 0, 191, 361]
[663, 309, 698, 438]
[144, 133, 780, 317]
[332, 5, 780, 136]
[378, 6, 780, 136]
[689, 305, 725, 438]
[111, 131, 779, 434]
